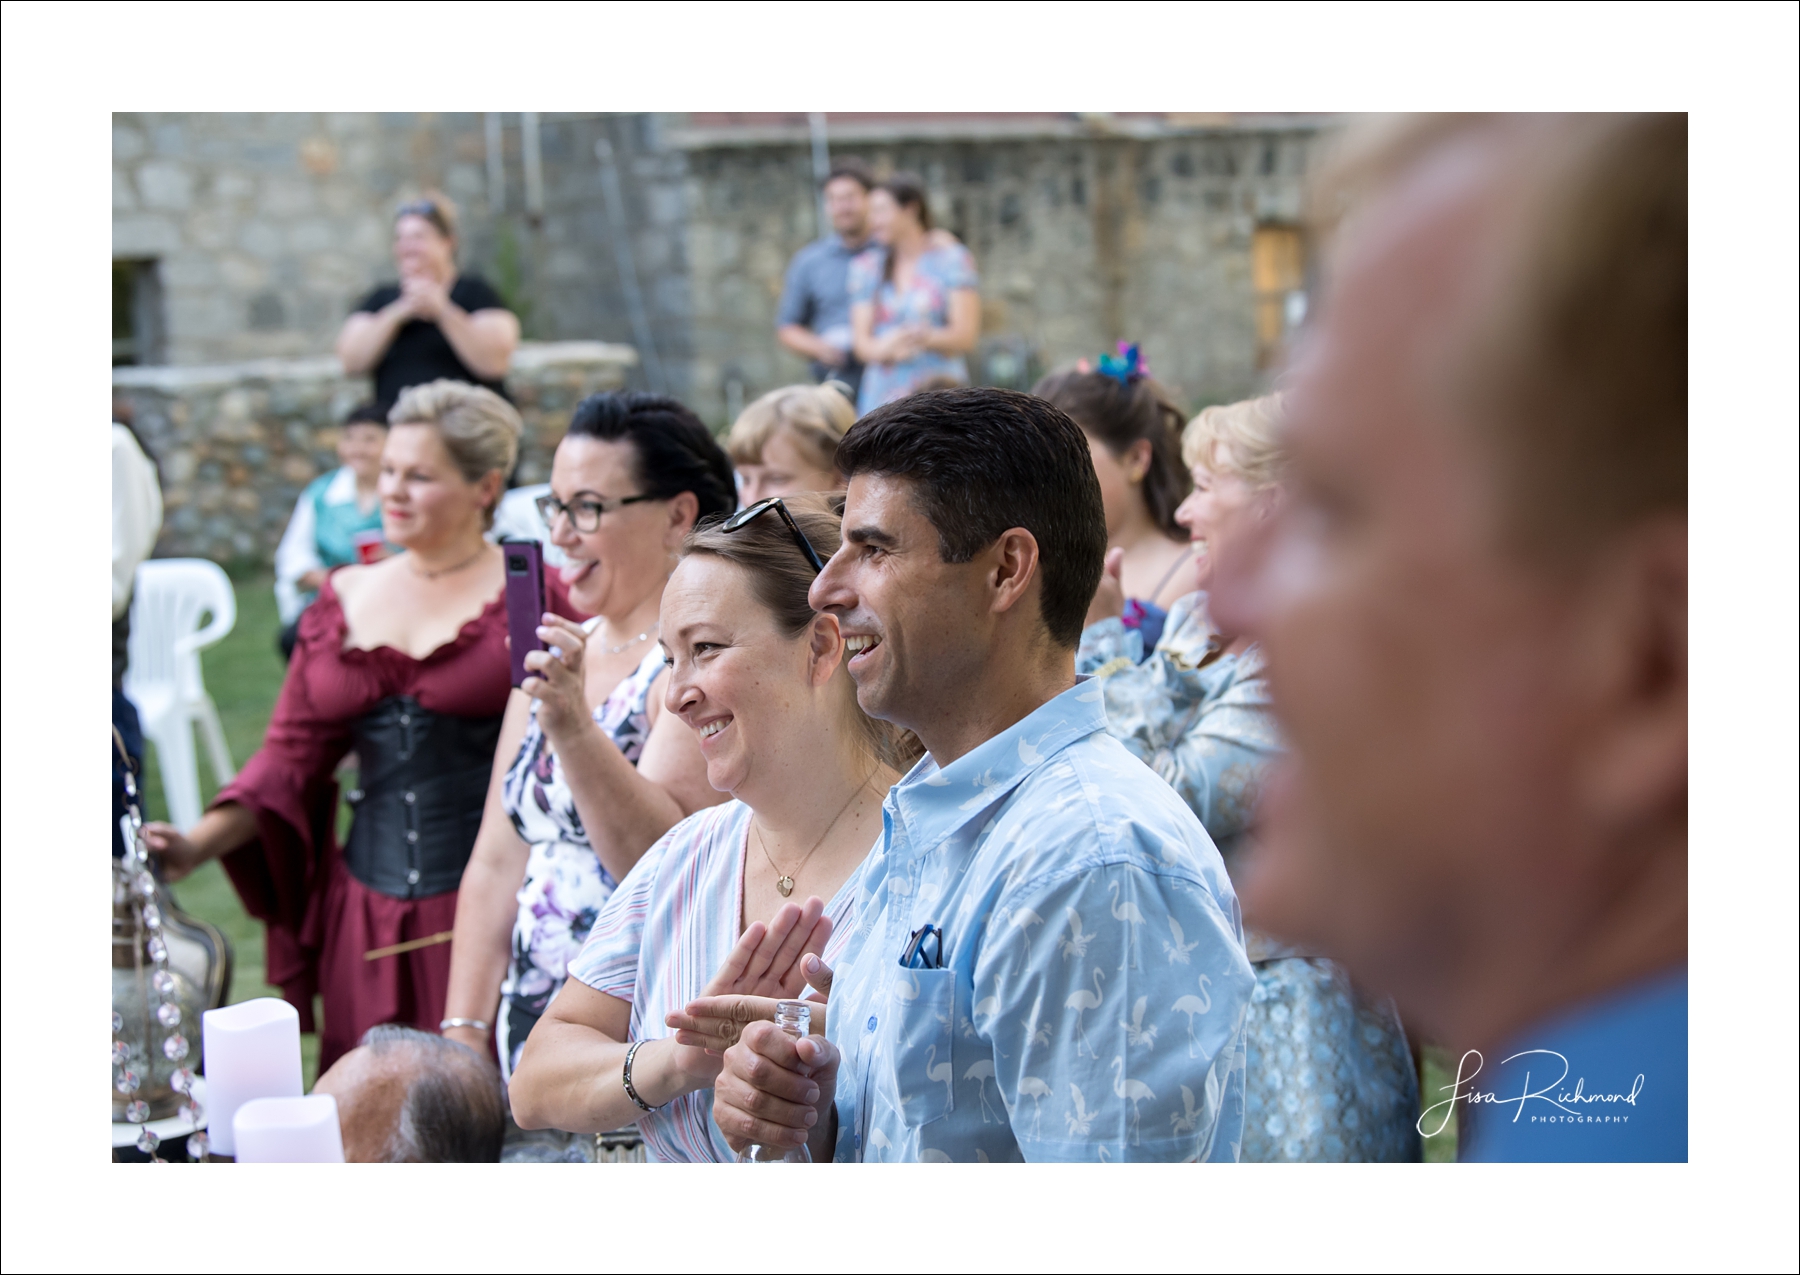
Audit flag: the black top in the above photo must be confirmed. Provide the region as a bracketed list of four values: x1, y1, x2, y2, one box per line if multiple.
[354, 274, 510, 412]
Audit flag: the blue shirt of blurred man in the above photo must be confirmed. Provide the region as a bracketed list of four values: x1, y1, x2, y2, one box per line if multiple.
[1209, 114, 1688, 1162]
[775, 157, 875, 401]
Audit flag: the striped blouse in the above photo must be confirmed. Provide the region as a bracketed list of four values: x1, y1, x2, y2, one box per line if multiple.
[567, 799, 864, 1162]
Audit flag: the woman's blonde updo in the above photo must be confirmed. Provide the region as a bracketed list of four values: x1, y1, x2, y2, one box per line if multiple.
[1182, 392, 1286, 491]
[681, 494, 923, 775]
[389, 379, 523, 527]
[725, 384, 856, 475]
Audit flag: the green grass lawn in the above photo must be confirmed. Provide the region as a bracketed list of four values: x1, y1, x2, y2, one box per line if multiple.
[141, 570, 1459, 1157]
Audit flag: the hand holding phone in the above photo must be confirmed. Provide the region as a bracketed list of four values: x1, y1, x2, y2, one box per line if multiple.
[524, 613, 596, 742]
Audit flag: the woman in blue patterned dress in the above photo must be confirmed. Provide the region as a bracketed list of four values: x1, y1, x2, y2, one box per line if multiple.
[849, 172, 981, 413]
[441, 393, 737, 1093]
[1078, 392, 1422, 1162]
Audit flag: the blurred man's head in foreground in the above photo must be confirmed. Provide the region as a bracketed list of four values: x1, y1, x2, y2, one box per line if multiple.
[1211, 114, 1687, 1048]
[312, 1024, 505, 1162]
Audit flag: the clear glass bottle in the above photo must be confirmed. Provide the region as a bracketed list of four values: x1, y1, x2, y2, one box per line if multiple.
[736, 1000, 813, 1163]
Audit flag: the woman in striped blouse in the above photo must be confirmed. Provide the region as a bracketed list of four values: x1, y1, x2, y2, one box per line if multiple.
[508, 495, 919, 1159]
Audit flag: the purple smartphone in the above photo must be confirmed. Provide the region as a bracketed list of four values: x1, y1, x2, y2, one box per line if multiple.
[501, 539, 547, 688]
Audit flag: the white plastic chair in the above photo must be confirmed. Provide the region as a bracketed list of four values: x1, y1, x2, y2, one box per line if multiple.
[124, 559, 238, 830]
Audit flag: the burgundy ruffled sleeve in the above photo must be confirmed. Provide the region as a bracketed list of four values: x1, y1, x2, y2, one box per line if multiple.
[214, 581, 365, 1026]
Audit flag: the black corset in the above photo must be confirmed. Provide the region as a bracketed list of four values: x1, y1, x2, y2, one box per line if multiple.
[341, 696, 502, 900]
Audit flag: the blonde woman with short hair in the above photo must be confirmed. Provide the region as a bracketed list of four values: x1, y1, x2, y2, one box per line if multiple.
[1076, 391, 1424, 1162]
[726, 383, 855, 503]
[145, 381, 585, 1071]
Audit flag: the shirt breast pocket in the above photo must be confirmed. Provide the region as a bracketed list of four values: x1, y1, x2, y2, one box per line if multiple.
[886, 968, 955, 1129]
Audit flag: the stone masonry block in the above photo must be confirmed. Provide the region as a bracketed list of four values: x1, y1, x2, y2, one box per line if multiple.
[137, 160, 195, 211]
[259, 175, 316, 219]
[113, 122, 147, 162]
[113, 214, 183, 257]
[117, 343, 634, 566]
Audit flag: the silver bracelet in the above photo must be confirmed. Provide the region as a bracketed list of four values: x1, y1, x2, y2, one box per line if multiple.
[622, 1040, 662, 1113]
[440, 1017, 490, 1033]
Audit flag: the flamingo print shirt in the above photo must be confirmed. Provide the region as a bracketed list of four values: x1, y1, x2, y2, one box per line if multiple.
[825, 679, 1256, 1162]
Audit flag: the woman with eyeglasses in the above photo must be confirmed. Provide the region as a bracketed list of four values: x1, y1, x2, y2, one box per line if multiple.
[336, 191, 520, 415]
[506, 494, 919, 1158]
[441, 393, 734, 1135]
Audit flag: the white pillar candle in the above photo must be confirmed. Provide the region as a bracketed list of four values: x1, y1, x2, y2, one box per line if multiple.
[202, 998, 302, 1157]
[233, 1094, 345, 1163]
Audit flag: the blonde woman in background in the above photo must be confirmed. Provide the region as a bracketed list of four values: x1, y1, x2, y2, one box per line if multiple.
[1078, 393, 1423, 1162]
[145, 382, 583, 1070]
[726, 383, 855, 503]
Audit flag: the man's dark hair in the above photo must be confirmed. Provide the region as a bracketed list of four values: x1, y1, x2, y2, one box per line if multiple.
[567, 391, 738, 522]
[824, 156, 875, 192]
[836, 387, 1107, 648]
[360, 1024, 504, 1163]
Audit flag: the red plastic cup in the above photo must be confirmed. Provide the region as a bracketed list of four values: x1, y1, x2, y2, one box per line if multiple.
[353, 531, 387, 565]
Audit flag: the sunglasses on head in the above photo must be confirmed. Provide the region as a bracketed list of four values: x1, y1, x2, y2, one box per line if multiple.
[395, 199, 452, 238]
[719, 497, 826, 574]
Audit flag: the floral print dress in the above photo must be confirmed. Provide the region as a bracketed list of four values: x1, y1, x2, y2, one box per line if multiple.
[496, 633, 666, 1079]
[1079, 593, 1422, 1162]
[848, 242, 980, 413]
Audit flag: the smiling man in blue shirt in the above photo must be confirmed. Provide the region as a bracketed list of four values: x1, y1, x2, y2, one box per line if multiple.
[710, 388, 1254, 1162]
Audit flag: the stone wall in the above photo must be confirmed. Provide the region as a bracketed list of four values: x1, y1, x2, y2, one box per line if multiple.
[113, 112, 691, 389]
[113, 342, 635, 567]
[113, 113, 1332, 431]
[674, 117, 1327, 422]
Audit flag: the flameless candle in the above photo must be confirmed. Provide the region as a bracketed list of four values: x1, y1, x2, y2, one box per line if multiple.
[202, 998, 302, 1157]
[233, 1094, 345, 1163]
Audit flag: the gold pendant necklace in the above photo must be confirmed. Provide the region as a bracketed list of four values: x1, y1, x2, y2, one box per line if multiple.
[754, 779, 869, 898]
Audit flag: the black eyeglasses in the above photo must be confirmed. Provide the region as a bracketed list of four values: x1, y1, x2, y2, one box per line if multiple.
[719, 497, 826, 574]
[536, 490, 657, 534]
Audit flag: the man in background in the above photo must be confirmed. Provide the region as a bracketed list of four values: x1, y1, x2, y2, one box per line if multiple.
[1212, 114, 1686, 1161]
[776, 157, 875, 401]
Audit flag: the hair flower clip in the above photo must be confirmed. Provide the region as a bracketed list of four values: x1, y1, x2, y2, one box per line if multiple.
[1096, 342, 1149, 387]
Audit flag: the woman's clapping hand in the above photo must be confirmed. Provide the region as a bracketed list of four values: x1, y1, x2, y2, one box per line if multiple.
[664, 897, 834, 1058]
[873, 325, 930, 365]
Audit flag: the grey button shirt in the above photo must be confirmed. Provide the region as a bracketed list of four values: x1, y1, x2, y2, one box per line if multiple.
[776, 234, 866, 393]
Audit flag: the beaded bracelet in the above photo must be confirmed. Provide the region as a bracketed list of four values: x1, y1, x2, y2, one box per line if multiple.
[622, 1040, 663, 1113]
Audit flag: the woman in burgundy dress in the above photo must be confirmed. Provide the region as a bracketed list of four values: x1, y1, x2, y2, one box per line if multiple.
[146, 380, 578, 1069]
